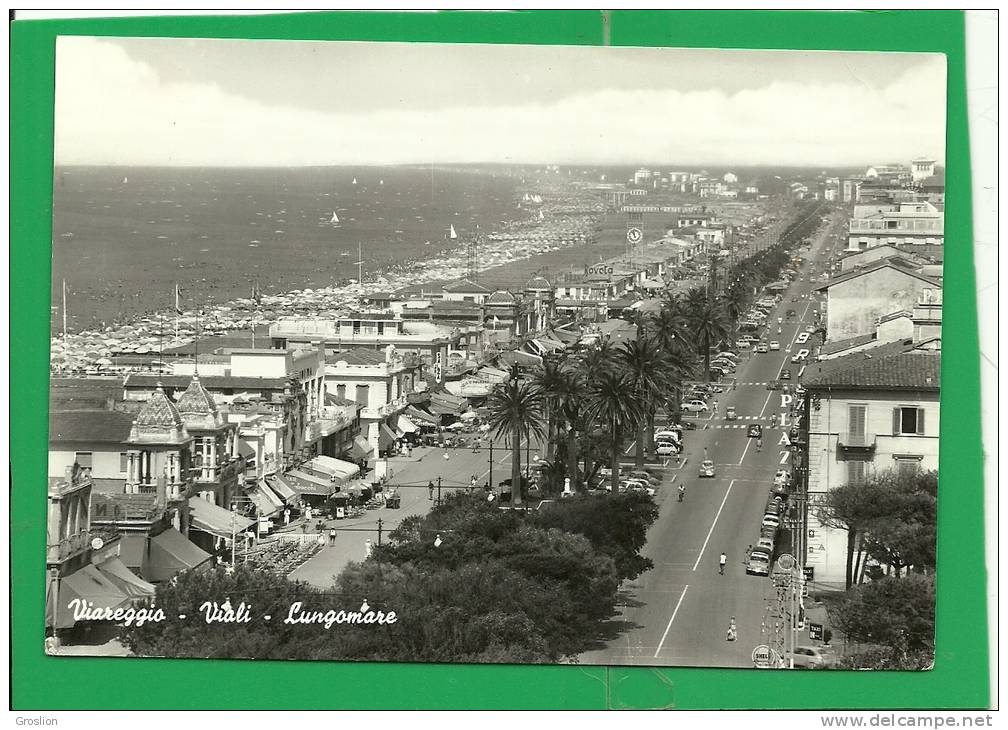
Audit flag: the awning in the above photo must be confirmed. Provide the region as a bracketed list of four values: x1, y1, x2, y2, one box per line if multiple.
[406, 406, 439, 426]
[397, 415, 419, 434]
[47, 564, 130, 629]
[286, 469, 336, 496]
[308, 455, 360, 482]
[427, 401, 457, 416]
[245, 483, 283, 517]
[266, 474, 299, 502]
[348, 435, 373, 461]
[187, 497, 255, 539]
[146, 527, 213, 583]
[95, 557, 156, 600]
[378, 422, 397, 450]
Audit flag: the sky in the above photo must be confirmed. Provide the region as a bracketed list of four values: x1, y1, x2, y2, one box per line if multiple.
[54, 37, 947, 167]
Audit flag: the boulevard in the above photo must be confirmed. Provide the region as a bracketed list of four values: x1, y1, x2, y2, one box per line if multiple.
[581, 210, 844, 666]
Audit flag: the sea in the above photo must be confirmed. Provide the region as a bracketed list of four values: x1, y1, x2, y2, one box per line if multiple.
[51, 166, 522, 332]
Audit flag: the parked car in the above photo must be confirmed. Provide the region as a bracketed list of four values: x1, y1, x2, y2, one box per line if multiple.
[653, 430, 681, 444]
[757, 537, 775, 552]
[699, 459, 716, 478]
[683, 400, 709, 413]
[656, 441, 680, 457]
[628, 470, 662, 485]
[791, 646, 837, 669]
[756, 342, 770, 353]
[746, 548, 772, 576]
[761, 514, 781, 530]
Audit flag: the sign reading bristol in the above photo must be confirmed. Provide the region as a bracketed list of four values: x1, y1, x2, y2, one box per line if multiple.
[626, 226, 643, 244]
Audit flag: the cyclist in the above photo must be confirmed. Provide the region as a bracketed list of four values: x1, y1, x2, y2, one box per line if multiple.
[678, 483, 686, 502]
[719, 551, 728, 575]
[726, 616, 738, 642]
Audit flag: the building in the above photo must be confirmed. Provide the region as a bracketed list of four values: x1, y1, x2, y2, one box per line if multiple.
[816, 259, 942, 343]
[847, 201, 944, 250]
[323, 346, 426, 458]
[45, 465, 159, 635]
[441, 279, 493, 305]
[270, 311, 460, 370]
[910, 157, 937, 183]
[722, 172, 738, 184]
[800, 339, 940, 589]
[837, 244, 928, 273]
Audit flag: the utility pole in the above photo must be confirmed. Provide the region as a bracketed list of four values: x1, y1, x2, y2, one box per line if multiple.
[437, 476, 442, 507]
[488, 438, 494, 490]
[377, 518, 383, 546]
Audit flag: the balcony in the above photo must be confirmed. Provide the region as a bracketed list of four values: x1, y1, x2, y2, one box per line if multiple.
[837, 434, 877, 456]
[848, 219, 943, 234]
[360, 395, 409, 420]
[47, 530, 91, 564]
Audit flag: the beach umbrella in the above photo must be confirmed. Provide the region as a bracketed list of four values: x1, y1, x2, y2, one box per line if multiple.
[95, 357, 113, 366]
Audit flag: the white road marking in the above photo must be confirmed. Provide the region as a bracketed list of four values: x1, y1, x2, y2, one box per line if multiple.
[653, 585, 690, 659]
[693, 478, 734, 572]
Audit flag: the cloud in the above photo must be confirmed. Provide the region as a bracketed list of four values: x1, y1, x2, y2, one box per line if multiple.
[55, 37, 946, 167]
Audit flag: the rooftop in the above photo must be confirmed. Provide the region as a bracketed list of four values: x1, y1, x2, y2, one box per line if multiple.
[50, 409, 135, 444]
[816, 258, 943, 291]
[124, 373, 292, 391]
[803, 339, 940, 391]
[442, 279, 493, 295]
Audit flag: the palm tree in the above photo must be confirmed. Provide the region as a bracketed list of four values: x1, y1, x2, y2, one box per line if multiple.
[556, 366, 586, 490]
[720, 283, 749, 342]
[689, 299, 730, 381]
[617, 337, 672, 468]
[584, 371, 646, 494]
[530, 353, 568, 463]
[486, 378, 545, 508]
[575, 343, 616, 484]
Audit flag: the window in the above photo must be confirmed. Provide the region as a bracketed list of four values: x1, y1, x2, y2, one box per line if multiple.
[886, 220, 898, 229]
[120, 453, 129, 473]
[895, 458, 921, 479]
[893, 406, 926, 435]
[336, 384, 346, 400]
[847, 405, 867, 446]
[74, 452, 93, 469]
[355, 384, 370, 407]
[846, 461, 866, 484]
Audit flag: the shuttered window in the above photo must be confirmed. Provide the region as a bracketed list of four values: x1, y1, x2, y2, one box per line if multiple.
[847, 405, 867, 446]
[846, 461, 866, 484]
[120, 453, 129, 473]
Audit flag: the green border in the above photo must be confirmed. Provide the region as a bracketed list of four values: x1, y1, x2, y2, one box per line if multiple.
[10, 10, 987, 710]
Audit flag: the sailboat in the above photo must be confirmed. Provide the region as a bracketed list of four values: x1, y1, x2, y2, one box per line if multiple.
[379, 179, 384, 185]
[449, 224, 458, 240]
[352, 177, 358, 185]
[122, 176, 128, 184]
[330, 211, 340, 225]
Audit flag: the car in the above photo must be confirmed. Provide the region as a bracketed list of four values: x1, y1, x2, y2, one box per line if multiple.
[717, 351, 739, 361]
[680, 420, 698, 431]
[698, 459, 716, 478]
[746, 548, 772, 576]
[625, 482, 657, 498]
[769, 341, 781, 351]
[656, 441, 680, 457]
[791, 295, 799, 302]
[756, 537, 775, 552]
[791, 349, 810, 363]
[737, 338, 756, 349]
[725, 405, 738, 420]
[767, 380, 781, 391]
[629, 470, 662, 485]
[760, 524, 778, 541]
[683, 400, 709, 413]
[781, 368, 792, 380]
[761, 514, 781, 530]
[791, 646, 837, 670]
[774, 470, 791, 487]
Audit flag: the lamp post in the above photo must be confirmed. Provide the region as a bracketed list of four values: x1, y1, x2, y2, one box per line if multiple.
[230, 502, 237, 568]
[488, 437, 494, 490]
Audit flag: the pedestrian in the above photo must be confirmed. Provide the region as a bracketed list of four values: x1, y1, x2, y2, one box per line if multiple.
[483, 481, 490, 493]
[470, 474, 477, 493]
[428, 480, 435, 500]
[283, 507, 290, 526]
[719, 551, 728, 575]
[328, 527, 336, 546]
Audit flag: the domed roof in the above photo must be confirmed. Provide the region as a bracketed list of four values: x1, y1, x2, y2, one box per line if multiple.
[524, 275, 552, 291]
[176, 374, 217, 415]
[135, 385, 184, 429]
[486, 289, 516, 304]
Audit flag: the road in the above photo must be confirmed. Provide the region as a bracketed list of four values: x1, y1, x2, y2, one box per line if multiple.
[580, 209, 845, 668]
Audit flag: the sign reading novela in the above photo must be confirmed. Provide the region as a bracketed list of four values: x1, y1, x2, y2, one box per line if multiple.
[584, 264, 614, 276]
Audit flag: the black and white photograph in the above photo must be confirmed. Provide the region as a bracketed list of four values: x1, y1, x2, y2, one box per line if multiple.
[46, 37, 946, 670]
